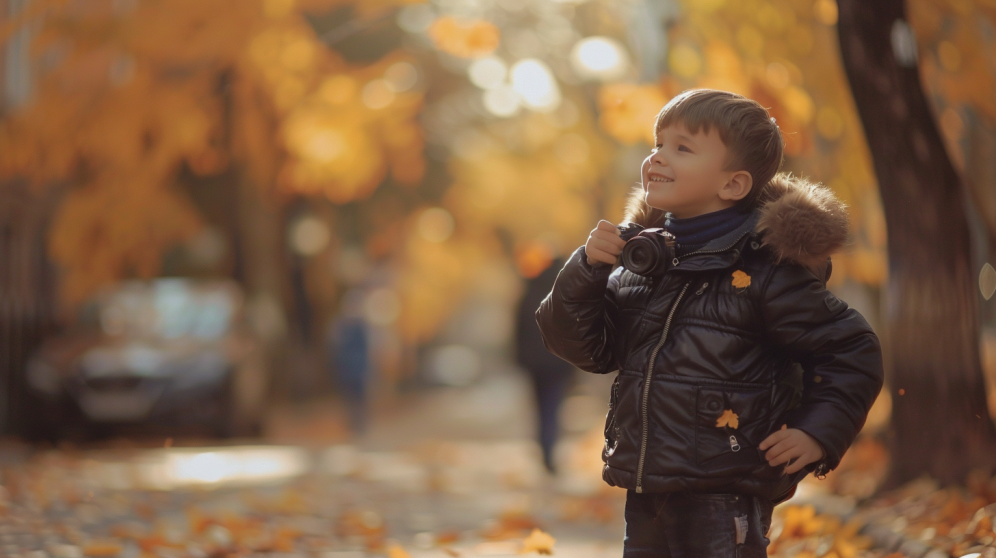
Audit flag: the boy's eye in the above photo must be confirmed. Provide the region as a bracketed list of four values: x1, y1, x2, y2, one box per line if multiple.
[678, 144, 691, 152]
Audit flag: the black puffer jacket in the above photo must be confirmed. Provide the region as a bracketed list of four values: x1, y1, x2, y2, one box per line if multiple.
[535, 174, 884, 501]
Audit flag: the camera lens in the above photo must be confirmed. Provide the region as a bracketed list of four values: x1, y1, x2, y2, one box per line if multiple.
[621, 236, 661, 276]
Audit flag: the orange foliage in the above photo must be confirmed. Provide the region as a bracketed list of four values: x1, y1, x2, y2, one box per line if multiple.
[428, 16, 500, 59]
[1, 0, 426, 305]
[597, 83, 668, 145]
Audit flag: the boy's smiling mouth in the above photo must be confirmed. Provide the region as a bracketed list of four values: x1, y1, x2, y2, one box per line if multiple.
[648, 173, 674, 183]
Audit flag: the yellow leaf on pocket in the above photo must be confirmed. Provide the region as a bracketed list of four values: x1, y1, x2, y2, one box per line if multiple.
[731, 270, 751, 289]
[520, 528, 556, 555]
[716, 409, 739, 429]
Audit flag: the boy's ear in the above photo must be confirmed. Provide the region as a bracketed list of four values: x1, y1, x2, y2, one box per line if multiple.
[719, 171, 753, 202]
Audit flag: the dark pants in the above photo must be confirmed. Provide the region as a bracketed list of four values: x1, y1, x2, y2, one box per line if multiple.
[623, 490, 775, 558]
[529, 373, 572, 473]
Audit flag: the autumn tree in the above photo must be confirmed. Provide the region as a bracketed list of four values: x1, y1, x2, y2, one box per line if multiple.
[0, 0, 428, 425]
[836, 0, 996, 486]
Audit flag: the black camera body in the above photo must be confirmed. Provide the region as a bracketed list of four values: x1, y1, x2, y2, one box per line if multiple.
[617, 224, 676, 277]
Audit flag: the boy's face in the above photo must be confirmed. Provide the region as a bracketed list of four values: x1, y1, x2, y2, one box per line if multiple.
[640, 121, 750, 219]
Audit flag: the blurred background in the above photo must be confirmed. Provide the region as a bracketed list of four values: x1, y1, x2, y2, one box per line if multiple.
[0, 0, 995, 556]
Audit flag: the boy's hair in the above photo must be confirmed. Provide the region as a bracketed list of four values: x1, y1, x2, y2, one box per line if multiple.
[654, 89, 784, 211]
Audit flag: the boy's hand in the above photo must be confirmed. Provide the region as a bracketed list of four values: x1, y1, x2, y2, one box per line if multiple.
[759, 424, 826, 474]
[585, 220, 625, 266]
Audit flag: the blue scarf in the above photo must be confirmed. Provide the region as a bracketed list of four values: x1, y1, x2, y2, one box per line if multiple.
[664, 205, 752, 256]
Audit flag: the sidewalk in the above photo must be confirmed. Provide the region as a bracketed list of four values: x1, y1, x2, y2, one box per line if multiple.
[3, 365, 991, 558]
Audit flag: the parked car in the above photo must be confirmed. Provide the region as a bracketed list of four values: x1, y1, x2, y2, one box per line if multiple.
[25, 279, 268, 440]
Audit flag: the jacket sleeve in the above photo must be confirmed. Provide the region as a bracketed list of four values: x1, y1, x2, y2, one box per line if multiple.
[760, 262, 884, 473]
[534, 245, 618, 374]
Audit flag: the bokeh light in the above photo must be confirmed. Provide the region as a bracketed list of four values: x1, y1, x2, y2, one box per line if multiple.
[468, 56, 508, 90]
[510, 59, 561, 112]
[570, 36, 629, 81]
[288, 216, 331, 257]
[361, 79, 396, 109]
[364, 288, 402, 326]
[483, 85, 522, 117]
[418, 207, 456, 243]
[384, 62, 419, 92]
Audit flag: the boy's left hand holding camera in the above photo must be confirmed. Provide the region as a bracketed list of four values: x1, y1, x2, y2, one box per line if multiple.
[759, 424, 826, 475]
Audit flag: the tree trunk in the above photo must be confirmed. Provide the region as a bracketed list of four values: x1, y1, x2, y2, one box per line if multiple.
[0, 180, 61, 436]
[219, 69, 294, 400]
[836, 0, 996, 487]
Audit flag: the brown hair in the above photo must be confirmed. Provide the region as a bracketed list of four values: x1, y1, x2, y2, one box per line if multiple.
[653, 88, 784, 211]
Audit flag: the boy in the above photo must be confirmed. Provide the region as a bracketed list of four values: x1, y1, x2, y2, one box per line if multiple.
[535, 89, 884, 557]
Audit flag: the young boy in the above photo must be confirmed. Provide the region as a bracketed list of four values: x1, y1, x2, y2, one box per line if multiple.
[535, 89, 884, 557]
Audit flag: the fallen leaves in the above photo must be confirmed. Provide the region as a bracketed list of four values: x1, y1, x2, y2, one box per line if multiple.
[82, 540, 124, 557]
[768, 504, 875, 557]
[520, 528, 556, 555]
[857, 472, 996, 557]
[481, 511, 542, 540]
[731, 270, 752, 289]
[716, 408, 740, 429]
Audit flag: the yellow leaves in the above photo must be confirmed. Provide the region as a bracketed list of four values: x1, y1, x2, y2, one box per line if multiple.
[781, 86, 815, 125]
[668, 43, 703, 77]
[385, 543, 412, 558]
[770, 504, 875, 558]
[263, 0, 296, 19]
[273, 51, 425, 202]
[597, 83, 667, 145]
[82, 541, 124, 557]
[395, 232, 480, 343]
[49, 174, 203, 305]
[715, 409, 740, 429]
[514, 240, 554, 279]
[446, 123, 607, 244]
[731, 270, 751, 289]
[246, 23, 323, 107]
[520, 528, 555, 555]
[319, 75, 359, 105]
[428, 17, 500, 59]
[124, 0, 254, 65]
[701, 41, 750, 94]
[813, 0, 839, 26]
[1, 0, 430, 315]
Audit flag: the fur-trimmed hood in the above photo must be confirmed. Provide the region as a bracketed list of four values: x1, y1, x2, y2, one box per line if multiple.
[621, 172, 850, 270]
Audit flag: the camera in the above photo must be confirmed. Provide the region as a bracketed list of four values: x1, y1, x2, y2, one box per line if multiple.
[617, 224, 677, 277]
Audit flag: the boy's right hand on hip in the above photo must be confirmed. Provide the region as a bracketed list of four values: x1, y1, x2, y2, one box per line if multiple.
[585, 220, 625, 267]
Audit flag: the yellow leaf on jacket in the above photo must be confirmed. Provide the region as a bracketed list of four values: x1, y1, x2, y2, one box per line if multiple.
[716, 409, 739, 429]
[731, 270, 751, 289]
[521, 528, 555, 555]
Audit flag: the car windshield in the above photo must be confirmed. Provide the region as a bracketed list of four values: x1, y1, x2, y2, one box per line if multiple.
[96, 279, 237, 340]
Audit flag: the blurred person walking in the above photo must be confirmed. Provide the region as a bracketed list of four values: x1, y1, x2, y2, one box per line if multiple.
[515, 256, 576, 474]
[326, 289, 373, 438]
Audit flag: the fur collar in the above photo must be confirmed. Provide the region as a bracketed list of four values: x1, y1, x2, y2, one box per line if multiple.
[621, 172, 849, 270]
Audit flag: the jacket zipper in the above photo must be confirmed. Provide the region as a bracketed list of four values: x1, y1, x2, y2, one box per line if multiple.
[635, 280, 691, 493]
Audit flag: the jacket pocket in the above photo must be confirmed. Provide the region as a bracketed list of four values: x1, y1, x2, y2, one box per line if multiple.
[603, 376, 621, 457]
[694, 382, 775, 473]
